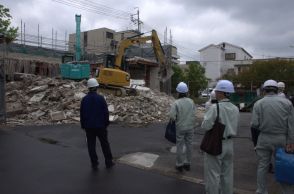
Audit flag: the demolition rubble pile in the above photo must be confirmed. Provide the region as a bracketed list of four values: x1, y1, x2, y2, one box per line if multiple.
[5, 74, 175, 126]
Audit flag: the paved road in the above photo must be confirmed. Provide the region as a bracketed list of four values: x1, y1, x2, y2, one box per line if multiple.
[0, 126, 204, 194]
[0, 113, 281, 194]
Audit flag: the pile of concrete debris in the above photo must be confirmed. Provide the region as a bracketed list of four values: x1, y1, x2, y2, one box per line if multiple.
[5, 74, 175, 126]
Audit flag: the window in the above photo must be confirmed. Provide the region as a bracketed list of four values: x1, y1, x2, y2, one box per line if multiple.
[106, 31, 113, 39]
[225, 53, 236, 60]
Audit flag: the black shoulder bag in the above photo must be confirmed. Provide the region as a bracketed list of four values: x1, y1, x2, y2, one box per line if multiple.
[165, 104, 178, 144]
[200, 102, 225, 155]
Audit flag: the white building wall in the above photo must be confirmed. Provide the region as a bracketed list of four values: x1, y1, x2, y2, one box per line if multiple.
[199, 43, 252, 87]
[220, 44, 252, 75]
[200, 46, 222, 86]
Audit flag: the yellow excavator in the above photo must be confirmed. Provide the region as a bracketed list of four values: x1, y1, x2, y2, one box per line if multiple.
[96, 30, 166, 96]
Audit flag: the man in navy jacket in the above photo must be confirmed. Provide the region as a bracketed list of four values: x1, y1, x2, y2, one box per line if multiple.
[80, 78, 114, 170]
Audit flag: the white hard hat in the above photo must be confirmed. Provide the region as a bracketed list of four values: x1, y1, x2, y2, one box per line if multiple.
[277, 82, 285, 88]
[87, 78, 99, 88]
[215, 80, 235, 93]
[263, 79, 278, 88]
[176, 82, 188, 93]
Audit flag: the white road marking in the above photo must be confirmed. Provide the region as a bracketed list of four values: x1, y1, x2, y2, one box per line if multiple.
[118, 152, 159, 168]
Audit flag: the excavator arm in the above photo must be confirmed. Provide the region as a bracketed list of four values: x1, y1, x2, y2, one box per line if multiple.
[151, 30, 166, 68]
[114, 30, 166, 70]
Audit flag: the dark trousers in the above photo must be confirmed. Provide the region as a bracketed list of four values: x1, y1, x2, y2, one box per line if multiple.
[85, 129, 113, 167]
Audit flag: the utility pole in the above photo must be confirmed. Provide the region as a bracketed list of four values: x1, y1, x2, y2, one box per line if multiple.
[55, 31, 57, 50]
[38, 24, 40, 47]
[20, 20, 22, 44]
[24, 22, 26, 45]
[164, 27, 167, 45]
[64, 30, 67, 51]
[52, 28, 54, 50]
[169, 29, 173, 45]
[131, 7, 143, 33]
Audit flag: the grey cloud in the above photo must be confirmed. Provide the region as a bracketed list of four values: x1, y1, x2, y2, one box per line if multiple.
[2, 0, 294, 60]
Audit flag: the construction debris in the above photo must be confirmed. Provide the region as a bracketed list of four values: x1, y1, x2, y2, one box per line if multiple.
[5, 74, 176, 126]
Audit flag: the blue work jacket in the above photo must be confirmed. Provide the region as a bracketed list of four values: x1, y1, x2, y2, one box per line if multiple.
[80, 91, 109, 130]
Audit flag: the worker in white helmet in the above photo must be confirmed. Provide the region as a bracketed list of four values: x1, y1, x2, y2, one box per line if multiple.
[169, 82, 196, 172]
[201, 80, 239, 194]
[251, 79, 294, 194]
[80, 78, 115, 170]
[277, 81, 286, 98]
[205, 89, 217, 112]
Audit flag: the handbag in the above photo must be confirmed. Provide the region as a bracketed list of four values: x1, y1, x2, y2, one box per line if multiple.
[200, 102, 225, 155]
[165, 119, 176, 143]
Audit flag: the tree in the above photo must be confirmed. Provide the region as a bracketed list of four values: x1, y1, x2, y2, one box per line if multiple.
[171, 64, 185, 94]
[171, 62, 208, 97]
[185, 62, 208, 97]
[223, 59, 294, 92]
[0, 4, 18, 43]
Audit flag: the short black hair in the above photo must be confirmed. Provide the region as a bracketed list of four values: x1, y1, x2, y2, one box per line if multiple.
[264, 87, 278, 94]
[89, 87, 98, 92]
[178, 93, 187, 98]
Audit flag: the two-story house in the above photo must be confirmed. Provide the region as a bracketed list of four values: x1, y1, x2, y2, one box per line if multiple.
[199, 42, 253, 86]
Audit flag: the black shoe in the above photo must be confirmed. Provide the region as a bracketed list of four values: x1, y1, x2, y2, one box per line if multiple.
[106, 162, 115, 169]
[175, 166, 183, 172]
[183, 164, 191, 171]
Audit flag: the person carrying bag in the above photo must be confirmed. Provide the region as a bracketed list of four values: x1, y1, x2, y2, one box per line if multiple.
[251, 79, 294, 194]
[165, 119, 176, 144]
[169, 82, 196, 172]
[200, 102, 225, 155]
[201, 80, 239, 194]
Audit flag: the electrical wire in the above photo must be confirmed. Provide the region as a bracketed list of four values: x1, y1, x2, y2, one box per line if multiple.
[52, 0, 197, 60]
[52, 0, 131, 20]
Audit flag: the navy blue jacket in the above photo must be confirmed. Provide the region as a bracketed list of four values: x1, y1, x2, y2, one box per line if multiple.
[80, 91, 109, 130]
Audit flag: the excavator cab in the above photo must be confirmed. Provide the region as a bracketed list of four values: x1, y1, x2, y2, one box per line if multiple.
[97, 68, 130, 87]
[97, 54, 130, 87]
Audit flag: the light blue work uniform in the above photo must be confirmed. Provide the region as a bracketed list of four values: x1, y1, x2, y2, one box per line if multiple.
[251, 94, 294, 194]
[169, 97, 196, 167]
[201, 99, 239, 194]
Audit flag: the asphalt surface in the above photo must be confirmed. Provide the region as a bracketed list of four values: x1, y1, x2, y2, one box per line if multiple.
[0, 112, 281, 194]
[0, 125, 204, 194]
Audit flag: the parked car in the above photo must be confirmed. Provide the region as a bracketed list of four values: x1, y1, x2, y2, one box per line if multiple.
[201, 91, 210, 97]
[201, 88, 213, 97]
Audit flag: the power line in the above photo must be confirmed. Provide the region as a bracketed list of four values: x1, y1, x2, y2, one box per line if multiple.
[52, 0, 131, 20]
[53, 0, 193, 60]
[141, 23, 200, 61]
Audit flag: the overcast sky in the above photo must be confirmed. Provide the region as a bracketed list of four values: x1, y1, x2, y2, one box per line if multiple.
[2, 0, 294, 62]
